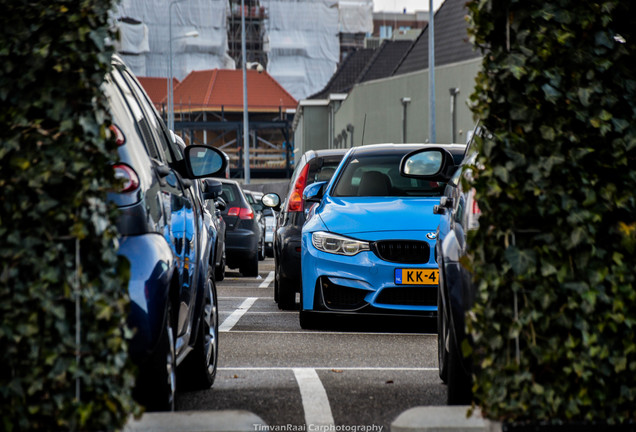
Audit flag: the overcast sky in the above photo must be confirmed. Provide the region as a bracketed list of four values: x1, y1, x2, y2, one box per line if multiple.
[373, 0, 445, 13]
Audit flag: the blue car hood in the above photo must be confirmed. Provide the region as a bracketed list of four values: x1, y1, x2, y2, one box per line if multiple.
[316, 196, 440, 236]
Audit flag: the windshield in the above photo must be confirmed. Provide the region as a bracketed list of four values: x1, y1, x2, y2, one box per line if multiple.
[332, 152, 446, 197]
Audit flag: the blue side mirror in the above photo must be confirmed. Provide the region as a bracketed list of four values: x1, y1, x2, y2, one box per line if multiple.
[302, 181, 327, 203]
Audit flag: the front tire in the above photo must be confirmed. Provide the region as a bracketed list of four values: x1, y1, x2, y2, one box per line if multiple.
[258, 235, 265, 261]
[178, 270, 219, 390]
[136, 301, 176, 411]
[447, 330, 472, 405]
[299, 310, 321, 330]
[438, 286, 449, 383]
[215, 251, 225, 282]
[240, 253, 259, 277]
[276, 262, 296, 310]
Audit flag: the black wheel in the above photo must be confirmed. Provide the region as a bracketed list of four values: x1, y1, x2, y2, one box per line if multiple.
[299, 310, 321, 330]
[274, 273, 279, 303]
[276, 264, 296, 310]
[136, 301, 176, 411]
[447, 329, 472, 405]
[299, 287, 322, 329]
[266, 247, 274, 258]
[178, 270, 219, 390]
[258, 235, 266, 261]
[240, 253, 259, 277]
[438, 286, 449, 384]
[215, 251, 225, 282]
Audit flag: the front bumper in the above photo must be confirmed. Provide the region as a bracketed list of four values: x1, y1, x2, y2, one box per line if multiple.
[301, 232, 438, 317]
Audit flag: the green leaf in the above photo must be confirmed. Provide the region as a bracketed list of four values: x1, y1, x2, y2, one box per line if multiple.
[504, 246, 536, 275]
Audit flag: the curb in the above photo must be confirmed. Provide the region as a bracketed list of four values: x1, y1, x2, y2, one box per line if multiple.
[123, 410, 267, 432]
[391, 406, 499, 432]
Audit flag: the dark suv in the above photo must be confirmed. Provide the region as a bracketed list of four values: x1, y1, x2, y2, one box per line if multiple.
[218, 179, 261, 276]
[105, 55, 227, 410]
[264, 149, 347, 309]
[400, 140, 480, 405]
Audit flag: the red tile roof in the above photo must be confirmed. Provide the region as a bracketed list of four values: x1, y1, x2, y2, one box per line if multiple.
[171, 69, 297, 113]
[137, 77, 179, 110]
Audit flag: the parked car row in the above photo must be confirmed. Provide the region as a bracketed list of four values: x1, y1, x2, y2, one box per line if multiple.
[107, 52, 477, 411]
[106, 55, 228, 411]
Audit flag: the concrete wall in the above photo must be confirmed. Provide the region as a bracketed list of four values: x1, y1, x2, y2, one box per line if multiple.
[333, 57, 482, 146]
[293, 103, 330, 164]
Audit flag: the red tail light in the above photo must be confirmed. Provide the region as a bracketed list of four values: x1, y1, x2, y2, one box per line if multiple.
[228, 207, 254, 220]
[287, 163, 310, 212]
[109, 124, 126, 146]
[113, 163, 139, 192]
[468, 188, 481, 231]
[472, 199, 481, 215]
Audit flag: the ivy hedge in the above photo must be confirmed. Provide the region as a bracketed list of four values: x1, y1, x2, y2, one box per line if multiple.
[0, 2, 137, 430]
[465, 0, 635, 425]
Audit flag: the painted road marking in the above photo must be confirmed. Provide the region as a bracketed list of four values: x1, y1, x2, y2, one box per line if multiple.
[219, 297, 257, 332]
[258, 271, 275, 288]
[220, 367, 438, 371]
[293, 368, 335, 427]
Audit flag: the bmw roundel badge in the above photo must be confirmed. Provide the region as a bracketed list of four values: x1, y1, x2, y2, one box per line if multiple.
[426, 232, 437, 240]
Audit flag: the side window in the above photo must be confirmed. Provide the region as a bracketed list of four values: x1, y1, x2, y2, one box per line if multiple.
[454, 195, 465, 223]
[449, 164, 463, 187]
[118, 67, 174, 165]
[221, 185, 237, 205]
[131, 71, 184, 165]
[308, 158, 341, 185]
[110, 68, 161, 160]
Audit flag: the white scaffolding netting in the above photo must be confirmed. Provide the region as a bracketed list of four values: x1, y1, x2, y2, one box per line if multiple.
[338, 0, 373, 34]
[111, 0, 373, 100]
[262, 0, 340, 100]
[114, 0, 234, 80]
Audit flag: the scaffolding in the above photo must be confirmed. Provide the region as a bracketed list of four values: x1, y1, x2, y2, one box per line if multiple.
[113, 0, 372, 100]
[227, 0, 268, 68]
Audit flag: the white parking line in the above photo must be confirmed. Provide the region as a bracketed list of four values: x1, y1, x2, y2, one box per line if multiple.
[293, 368, 335, 427]
[258, 271, 275, 288]
[220, 367, 438, 371]
[225, 330, 433, 336]
[219, 297, 257, 332]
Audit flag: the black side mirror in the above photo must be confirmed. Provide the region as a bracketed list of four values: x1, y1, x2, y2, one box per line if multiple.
[400, 147, 457, 182]
[202, 178, 223, 200]
[185, 145, 227, 178]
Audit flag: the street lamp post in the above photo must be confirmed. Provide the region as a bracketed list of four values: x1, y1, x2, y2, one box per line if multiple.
[428, 0, 436, 143]
[168, 0, 182, 132]
[241, 0, 250, 184]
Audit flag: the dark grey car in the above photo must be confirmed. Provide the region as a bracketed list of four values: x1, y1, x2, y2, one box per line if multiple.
[400, 140, 479, 405]
[265, 149, 347, 310]
[218, 179, 260, 277]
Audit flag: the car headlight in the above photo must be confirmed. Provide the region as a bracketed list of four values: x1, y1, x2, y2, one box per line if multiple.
[311, 231, 370, 256]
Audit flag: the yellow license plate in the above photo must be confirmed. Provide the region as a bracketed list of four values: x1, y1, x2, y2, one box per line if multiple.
[394, 268, 439, 285]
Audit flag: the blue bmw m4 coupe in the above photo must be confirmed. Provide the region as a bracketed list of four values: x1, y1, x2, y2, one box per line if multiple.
[299, 143, 466, 329]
